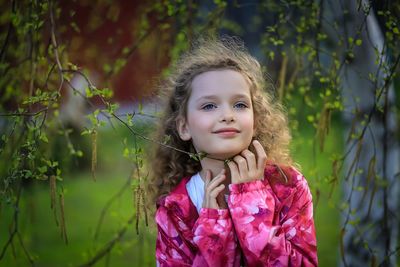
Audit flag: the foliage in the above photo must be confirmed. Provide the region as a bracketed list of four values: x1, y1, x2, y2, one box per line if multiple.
[0, 0, 399, 266]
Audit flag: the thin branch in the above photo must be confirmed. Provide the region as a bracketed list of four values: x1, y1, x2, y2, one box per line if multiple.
[378, 246, 400, 267]
[93, 171, 131, 241]
[63, 73, 201, 159]
[0, 0, 16, 61]
[340, 53, 400, 162]
[103, 7, 181, 80]
[114, 111, 159, 120]
[77, 214, 135, 267]
[17, 232, 34, 266]
[110, 112, 187, 155]
[37, 0, 64, 132]
[48, 0, 63, 94]
[315, 0, 324, 68]
[0, 108, 49, 117]
[0, 181, 23, 261]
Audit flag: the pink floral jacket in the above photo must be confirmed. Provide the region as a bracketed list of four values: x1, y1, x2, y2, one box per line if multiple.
[155, 165, 318, 266]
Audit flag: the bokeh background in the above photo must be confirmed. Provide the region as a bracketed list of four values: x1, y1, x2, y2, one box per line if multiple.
[0, 1, 399, 266]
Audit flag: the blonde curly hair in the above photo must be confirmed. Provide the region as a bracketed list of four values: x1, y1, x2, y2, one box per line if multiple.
[147, 36, 293, 207]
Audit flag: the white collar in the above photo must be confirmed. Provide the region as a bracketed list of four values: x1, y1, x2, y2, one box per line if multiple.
[186, 172, 204, 214]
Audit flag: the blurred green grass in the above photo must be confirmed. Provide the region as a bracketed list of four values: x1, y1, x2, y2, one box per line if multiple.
[0, 120, 342, 266]
[291, 121, 342, 266]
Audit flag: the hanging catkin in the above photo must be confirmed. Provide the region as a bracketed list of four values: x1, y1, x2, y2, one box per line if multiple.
[59, 192, 68, 244]
[135, 187, 141, 235]
[50, 175, 56, 209]
[49, 175, 59, 225]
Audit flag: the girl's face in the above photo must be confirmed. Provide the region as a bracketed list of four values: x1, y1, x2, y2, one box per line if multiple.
[178, 69, 254, 159]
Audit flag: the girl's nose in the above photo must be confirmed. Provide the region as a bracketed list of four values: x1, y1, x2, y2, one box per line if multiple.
[220, 107, 235, 122]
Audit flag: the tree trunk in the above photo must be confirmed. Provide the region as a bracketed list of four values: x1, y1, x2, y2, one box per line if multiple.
[333, 1, 400, 266]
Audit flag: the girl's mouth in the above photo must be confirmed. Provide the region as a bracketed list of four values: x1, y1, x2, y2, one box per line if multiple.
[213, 128, 240, 137]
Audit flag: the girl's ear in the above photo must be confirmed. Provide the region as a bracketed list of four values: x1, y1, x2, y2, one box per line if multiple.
[176, 116, 191, 141]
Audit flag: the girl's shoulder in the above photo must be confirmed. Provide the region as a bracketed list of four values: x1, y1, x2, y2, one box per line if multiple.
[156, 176, 190, 208]
[264, 163, 311, 200]
[156, 176, 197, 220]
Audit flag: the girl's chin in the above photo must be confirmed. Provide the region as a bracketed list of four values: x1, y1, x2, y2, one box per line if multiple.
[206, 150, 243, 161]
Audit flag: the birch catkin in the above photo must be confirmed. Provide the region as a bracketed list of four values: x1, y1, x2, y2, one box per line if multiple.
[50, 175, 59, 225]
[59, 192, 68, 244]
[142, 190, 148, 227]
[135, 187, 141, 235]
[50, 175, 56, 209]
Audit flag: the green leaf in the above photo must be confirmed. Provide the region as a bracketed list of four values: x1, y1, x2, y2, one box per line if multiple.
[70, 21, 81, 33]
[38, 166, 47, 174]
[123, 148, 130, 158]
[268, 51, 275, 60]
[107, 103, 118, 114]
[40, 133, 49, 143]
[126, 113, 133, 126]
[348, 37, 354, 44]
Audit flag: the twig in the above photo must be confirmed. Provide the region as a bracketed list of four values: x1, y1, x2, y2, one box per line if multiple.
[37, 0, 64, 132]
[0, 0, 16, 61]
[339, 53, 400, 163]
[378, 246, 400, 267]
[17, 232, 34, 266]
[93, 171, 132, 241]
[77, 214, 135, 267]
[0, 108, 49, 117]
[49, 0, 63, 94]
[63, 73, 217, 162]
[0, 181, 23, 260]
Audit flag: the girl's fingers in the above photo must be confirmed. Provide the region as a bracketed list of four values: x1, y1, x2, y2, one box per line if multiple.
[227, 160, 239, 182]
[210, 184, 225, 198]
[207, 169, 226, 189]
[216, 189, 227, 208]
[203, 169, 226, 209]
[204, 170, 225, 197]
[210, 184, 226, 209]
[202, 170, 211, 208]
[204, 170, 211, 188]
[233, 155, 249, 178]
[253, 140, 267, 170]
[241, 149, 256, 171]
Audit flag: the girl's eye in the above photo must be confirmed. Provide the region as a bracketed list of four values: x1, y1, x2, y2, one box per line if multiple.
[201, 103, 217, 110]
[234, 102, 248, 109]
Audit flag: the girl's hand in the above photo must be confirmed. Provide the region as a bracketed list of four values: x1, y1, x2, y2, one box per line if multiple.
[228, 140, 267, 184]
[202, 169, 227, 209]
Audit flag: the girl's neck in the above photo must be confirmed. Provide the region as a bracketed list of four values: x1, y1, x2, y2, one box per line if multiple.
[199, 157, 231, 184]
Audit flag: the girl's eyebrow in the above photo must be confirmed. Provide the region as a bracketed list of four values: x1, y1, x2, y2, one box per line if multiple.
[195, 93, 251, 103]
[196, 95, 218, 102]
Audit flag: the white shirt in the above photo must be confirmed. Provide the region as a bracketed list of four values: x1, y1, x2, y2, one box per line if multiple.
[186, 172, 204, 214]
[186, 172, 230, 214]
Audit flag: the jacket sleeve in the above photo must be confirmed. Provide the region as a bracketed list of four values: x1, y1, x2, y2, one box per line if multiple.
[156, 205, 239, 267]
[228, 170, 318, 266]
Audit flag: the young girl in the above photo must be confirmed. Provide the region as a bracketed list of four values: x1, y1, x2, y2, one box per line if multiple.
[148, 37, 318, 266]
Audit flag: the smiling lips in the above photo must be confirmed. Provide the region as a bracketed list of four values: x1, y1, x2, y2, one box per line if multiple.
[213, 128, 240, 137]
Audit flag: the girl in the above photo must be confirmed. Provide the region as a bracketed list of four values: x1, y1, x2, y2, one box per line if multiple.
[148, 37, 318, 266]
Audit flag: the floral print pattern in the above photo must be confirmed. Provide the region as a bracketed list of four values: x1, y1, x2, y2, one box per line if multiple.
[155, 165, 318, 266]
